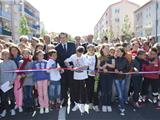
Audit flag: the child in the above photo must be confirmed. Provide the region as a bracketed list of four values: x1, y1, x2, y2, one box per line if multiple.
[85, 44, 98, 111]
[0, 49, 17, 117]
[46, 49, 62, 109]
[141, 47, 160, 104]
[98, 44, 115, 112]
[32, 50, 49, 114]
[9, 45, 23, 112]
[64, 46, 89, 113]
[19, 49, 34, 112]
[131, 49, 146, 107]
[114, 47, 130, 116]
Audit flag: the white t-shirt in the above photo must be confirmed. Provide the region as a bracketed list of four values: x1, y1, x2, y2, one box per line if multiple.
[65, 54, 89, 80]
[86, 55, 96, 76]
[47, 59, 61, 81]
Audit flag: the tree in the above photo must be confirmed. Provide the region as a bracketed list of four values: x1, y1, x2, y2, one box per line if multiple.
[40, 22, 47, 37]
[106, 27, 114, 41]
[121, 15, 132, 41]
[18, 15, 30, 35]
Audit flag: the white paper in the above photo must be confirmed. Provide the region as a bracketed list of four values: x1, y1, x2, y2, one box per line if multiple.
[1, 81, 13, 93]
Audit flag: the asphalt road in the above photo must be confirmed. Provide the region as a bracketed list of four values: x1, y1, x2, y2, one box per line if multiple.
[1, 103, 160, 120]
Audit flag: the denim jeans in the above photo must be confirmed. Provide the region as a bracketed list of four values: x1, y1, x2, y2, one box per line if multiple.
[114, 79, 126, 109]
[23, 86, 34, 108]
[124, 74, 131, 102]
[100, 74, 113, 106]
[49, 81, 61, 101]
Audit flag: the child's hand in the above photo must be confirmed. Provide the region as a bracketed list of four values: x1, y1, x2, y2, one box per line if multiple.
[99, 66, 103, 70]
[17, 75, 21, 79]
[10, 81, 14, 86]
[90, 71, 96, 75]
[60, 69, 64, 73]
[103, 69, 108, 73]
[115, 69, 119, 73]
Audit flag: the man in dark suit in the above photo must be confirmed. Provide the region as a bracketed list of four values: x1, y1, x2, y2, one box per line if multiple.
[82, 34, 97, 53]
[55, 32, 76, 106]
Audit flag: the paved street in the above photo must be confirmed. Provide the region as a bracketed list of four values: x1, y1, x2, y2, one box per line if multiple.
[1, 103, 160, 120]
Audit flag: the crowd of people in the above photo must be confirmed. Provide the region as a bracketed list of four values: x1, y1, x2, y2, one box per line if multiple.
[0, 33, 160, 118]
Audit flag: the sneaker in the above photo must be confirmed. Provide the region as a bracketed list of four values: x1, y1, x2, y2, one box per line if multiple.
[120, 112, 125, 116]
[84, 104, 89, 114]
[45, 108, 49, 113]
[11, 109, 16, 116]
[102, 105, 107, 112]
[40, 108, 44, 114]
[1, 110, 6, 117]
[134, 102, 142, 108]
[120, 109, 125, 116]
[153, 98, 157, 104]
[79, 104, 85, 113]
[93, 105, 100, 112]
[107, 106, 112, 112]
[19, 107, 23, 112]
[72, 104, 79, 111]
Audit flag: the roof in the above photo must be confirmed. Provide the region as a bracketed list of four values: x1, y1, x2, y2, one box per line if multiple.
[95, 0, 139, 28]
[24, 0, 39, 13]
[134, 0, 152, 13]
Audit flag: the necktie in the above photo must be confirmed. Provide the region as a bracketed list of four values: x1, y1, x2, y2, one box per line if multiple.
[63, 44, 67, 52]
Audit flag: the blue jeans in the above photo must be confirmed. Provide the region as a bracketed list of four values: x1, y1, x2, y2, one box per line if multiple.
[23, 86, 34, 108]
[124, 74, 131, 102]
[100, 74, 113, 106]
[49, 81, 61, 101]
[114, 79, 126, 109]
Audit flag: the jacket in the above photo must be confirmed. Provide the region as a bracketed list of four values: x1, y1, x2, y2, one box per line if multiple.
[32, 59, 49, 82]
[115, 56, 130, 80]
[0, 60, 17, 85]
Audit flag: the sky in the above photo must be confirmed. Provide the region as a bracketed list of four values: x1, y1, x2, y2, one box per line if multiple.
[27, 0, 150, 36]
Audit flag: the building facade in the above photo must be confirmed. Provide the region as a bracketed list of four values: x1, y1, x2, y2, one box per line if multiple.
[0, 1, 12, 41]
[134, 0, 160, 41]
[94, 0, 139, 42]
[12, 0, 40, 43]
[0, 0, 40, 43]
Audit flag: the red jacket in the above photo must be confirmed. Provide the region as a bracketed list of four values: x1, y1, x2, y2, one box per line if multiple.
[142, 59, 160, 79]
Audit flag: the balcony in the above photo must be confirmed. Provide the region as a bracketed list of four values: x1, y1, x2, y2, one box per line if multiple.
[24, 7, 34, 17]
[0, 10, 11, 20]
[0, 26, 12, 36]
[24, 7, 39, 20]
[33, 24, 40, 30]
[28, 23, 40, 30]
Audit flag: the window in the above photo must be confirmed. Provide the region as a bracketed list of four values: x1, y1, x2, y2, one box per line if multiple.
[115, 9, 120, 13]
[115, 18, 119, 22]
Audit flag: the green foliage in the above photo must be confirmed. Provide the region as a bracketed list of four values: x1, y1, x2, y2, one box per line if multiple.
[40, 22, 47, 37]
[68, 34, 74, 42]
[121, 15, 132, 41]
[18, 15, 30, 35]
[106, 28, 114, 40]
